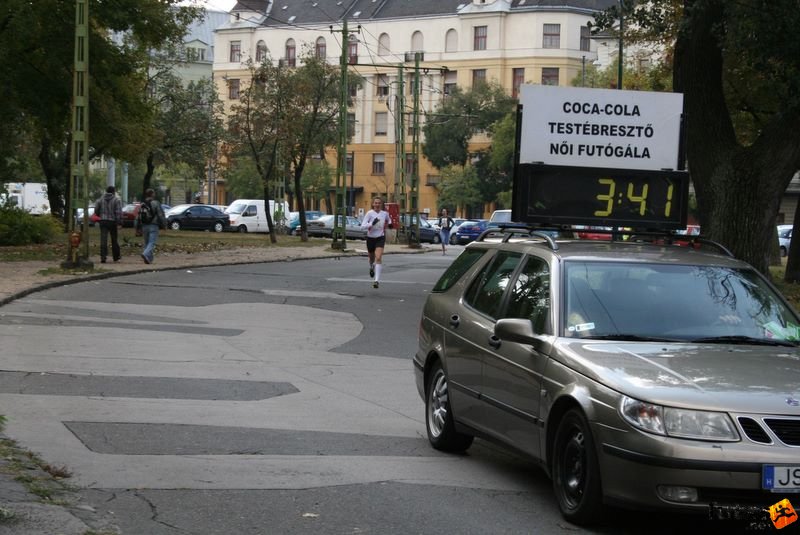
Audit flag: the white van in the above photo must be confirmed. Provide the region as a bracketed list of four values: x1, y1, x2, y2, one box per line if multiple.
[225, 199, 290, 233]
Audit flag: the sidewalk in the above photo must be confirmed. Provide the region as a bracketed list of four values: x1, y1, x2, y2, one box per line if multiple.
[0, 238, 432, 534]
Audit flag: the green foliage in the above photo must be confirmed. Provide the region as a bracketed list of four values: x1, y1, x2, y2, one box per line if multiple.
[422, 82, 516, 169]
[0, 206, 63, 246]
[224, 156, 263, 199]
[300, 160, 333, 202]
[436, 165, 483, 217]
[570, 58, 672, 92]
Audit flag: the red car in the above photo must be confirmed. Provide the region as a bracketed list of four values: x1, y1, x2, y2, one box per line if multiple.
[121, 203, 141, 227]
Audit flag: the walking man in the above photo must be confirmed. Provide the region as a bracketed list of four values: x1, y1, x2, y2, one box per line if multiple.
[361, 197, 393, 288]
[136, 188, 167, 265]
[94, 186, 122, 263]
[437, 208, 455, 255]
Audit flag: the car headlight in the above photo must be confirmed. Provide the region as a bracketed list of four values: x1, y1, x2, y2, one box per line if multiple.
[620, 396, 739, 442]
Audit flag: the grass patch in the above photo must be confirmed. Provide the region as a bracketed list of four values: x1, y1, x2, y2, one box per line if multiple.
[0, 435, 73, 503]
[0, 227, 323, 263]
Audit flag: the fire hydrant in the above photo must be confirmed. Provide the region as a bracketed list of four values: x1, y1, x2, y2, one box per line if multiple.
[69, 231, 81, 264]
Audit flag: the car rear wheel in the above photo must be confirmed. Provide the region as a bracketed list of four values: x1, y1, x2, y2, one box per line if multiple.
[237, 225, 247, 233]
[433, 234, 441, 244]
[213, 221, 224, 233]
[425, 362, 473, 452]
[551, 408, 603, 525]
[169, 221, 181, 231]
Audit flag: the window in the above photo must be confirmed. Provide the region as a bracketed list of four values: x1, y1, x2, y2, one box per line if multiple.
[445, 29, 458, 52]
[285, 39, 296, 67]
[348, 34, 358, 64]
[411, 30, 423, 52]
[543, 24, 561, 49]
[541, 67, 559, 86]
[444, 70, 457, 95]
[378, 33, 391, 56]
[512, 68, 524, 98]
[315, 37, 326, 60]
[406, 112, 416, 136]
[186, 47, 206, 62]
[228, 78, 240, 100]
[372, 153, 385, 174]
[472, 69, 486, 88]
[473, 25, 487, 51]
[256, 41, 267, 62]
[349, 82, 359, 97]
[376, 74, 389, 96]
[405, 153, 416, 175]
[432, 248, 486, 292]
[374, 112, 388, 136]
[347, 112, 356, 137]
[465, 251, 523, 319]
[580, 25, 591, 52]
[505, 256, 551, 334]
[346, 153, 354, 174]
[229, 41, 241, 62]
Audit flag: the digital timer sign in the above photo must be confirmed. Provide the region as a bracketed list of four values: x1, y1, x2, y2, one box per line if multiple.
[512, 164, 690, 230]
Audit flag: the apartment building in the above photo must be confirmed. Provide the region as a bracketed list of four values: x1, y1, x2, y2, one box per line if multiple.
[214, 0, 615, 217]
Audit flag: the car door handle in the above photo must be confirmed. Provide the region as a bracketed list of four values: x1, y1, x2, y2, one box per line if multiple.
[449, 315, 460, 328]
[488, 335, 502, 349]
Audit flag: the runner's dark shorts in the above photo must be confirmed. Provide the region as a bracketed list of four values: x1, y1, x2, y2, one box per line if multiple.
[366, 236, 386, 252]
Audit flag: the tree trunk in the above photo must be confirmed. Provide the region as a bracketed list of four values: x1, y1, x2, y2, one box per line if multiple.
[675, 0, 800, 275]
[293, 167, 308, 241]
[262, 183, 276, 244]
[143, 152, 156, 201]
[38, 136, 66, 220]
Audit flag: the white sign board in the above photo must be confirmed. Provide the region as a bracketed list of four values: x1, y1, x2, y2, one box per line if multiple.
[518, 85, 684, 171]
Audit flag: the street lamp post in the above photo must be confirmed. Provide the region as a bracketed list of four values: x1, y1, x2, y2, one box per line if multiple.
[581, 55, 586, 87]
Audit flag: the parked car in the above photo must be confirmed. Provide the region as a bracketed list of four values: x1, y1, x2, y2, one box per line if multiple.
[306, 215, 366, 239]
[778, 224, 793, 257]
[75, 206, 95, 227]
[452, 220, 489, 245]
[575, 225, 614, 240]
[167, 204, 229, 232]
[415, 231, 800, 524]
[121, 203, 140, 227]
[165, 204, 193, 217]
[401, 215, 440, 243]
[289, 210, 325, 235]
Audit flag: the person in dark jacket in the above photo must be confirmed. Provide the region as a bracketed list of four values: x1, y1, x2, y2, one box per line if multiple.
[136, 188, 167, 265]
[93, 186, 123, 263]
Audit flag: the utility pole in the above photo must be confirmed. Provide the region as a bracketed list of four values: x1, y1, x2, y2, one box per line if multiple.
[331, 19, 351, 250]
[408, 52, 422, 248]
[393, 66, 406, 242]
[63, 0, 92, 269]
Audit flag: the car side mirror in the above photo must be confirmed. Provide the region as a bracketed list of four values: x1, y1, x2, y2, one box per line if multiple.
[495, 318, 549, 353]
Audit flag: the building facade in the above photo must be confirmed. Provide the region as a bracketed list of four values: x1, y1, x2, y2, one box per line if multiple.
[214, 0, 616, 218]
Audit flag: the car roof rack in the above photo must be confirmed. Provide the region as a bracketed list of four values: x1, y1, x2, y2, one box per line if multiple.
[476, 223, 560, 251]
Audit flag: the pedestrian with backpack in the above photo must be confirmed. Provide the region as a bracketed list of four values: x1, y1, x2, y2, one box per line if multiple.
[136, 188, 167, 264]
[93, 186, 123, 263]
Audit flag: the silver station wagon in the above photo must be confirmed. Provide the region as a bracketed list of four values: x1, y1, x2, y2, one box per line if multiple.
[413, 231, 800, 524]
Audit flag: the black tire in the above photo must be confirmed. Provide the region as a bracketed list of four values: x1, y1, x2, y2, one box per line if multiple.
[433, 234, 441, 244]
[169, 221, 181, 231]
[450, 235, 457, 245]
[237, 225, 247, 233]
[213, 221, 224, 233]
[425, 362, 473, 452]
[551, 408, 604, 525]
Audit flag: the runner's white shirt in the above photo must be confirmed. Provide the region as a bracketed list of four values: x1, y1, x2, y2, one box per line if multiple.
[361, 210, 392, 238]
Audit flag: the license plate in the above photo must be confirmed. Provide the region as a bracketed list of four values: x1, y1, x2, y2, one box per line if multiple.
[763, 465, 800, 492]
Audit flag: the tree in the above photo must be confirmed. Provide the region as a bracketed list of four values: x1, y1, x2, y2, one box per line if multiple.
[300, 160, 333, 213]
[0, 0, 201, 217]
[436, 165, 483, 218]
[142, 73, 224, 200]
[595, 1, 800, 276]
[422, 82, 516, 169]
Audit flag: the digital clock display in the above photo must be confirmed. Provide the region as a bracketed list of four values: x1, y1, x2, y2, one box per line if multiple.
[512, 164, 689, 229]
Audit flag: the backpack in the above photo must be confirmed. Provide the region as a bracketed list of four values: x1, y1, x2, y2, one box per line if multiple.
[138, 200, 156, 225]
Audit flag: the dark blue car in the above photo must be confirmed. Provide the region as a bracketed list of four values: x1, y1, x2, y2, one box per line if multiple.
[453, 220, 488, 244]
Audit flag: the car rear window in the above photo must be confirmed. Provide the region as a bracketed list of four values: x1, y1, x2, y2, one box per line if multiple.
[432, 249, 487, 293]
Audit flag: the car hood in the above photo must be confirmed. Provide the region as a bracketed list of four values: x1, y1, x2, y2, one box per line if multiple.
[554, 340, 800, 414]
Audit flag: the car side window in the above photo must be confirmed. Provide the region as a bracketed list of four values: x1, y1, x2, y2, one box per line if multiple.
[464, 251, 523, 319]
[432, 249, 487, 293]
[504, 256, 551, 334]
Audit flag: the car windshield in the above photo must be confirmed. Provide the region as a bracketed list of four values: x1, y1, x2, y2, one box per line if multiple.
[225, 201, 247, 215]
[563, 261, 800, 344]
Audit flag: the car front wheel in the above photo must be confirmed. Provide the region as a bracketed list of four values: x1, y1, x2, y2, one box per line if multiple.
[551, 408, 603, 525]
[213, 221, 224, 233]
[237, 225, 247, 233]
[425, 362, 473, 452]
[432, 234, 441, 244]
[169, 221, 181, 231]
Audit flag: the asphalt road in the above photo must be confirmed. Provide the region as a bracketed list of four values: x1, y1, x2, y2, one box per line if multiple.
[0, 253, 752, 534]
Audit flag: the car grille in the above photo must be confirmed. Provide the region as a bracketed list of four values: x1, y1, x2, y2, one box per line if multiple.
[737, 416, 800, 446]
[764, 418, 800, 446]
